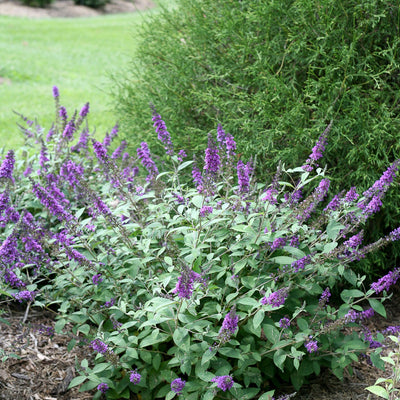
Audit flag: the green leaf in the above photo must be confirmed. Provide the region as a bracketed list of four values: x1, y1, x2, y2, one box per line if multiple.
[191, 195, 204, 208]
[322, 242, 338, 254]
[218, 347, 242, 359]
[262, 324, 280, 344]
[258, 391, 275, 400]
[173, 328, 190, 352]
[365, 385, 389, 399]
[68, 375, 87, 389]
[340, 289, 365, 303]
[201, 349, 216, 365]
[78, 324, 90, 336]
[166, 391, 177, 400]
[253, 309, 265, 329]
[237, 297, 259, 308]
[270, 256, 296, 265]
[296, 318, 308, 331]
[368, 298, 386, 318]
[326, 221, 345, 240]
[273, 349, 286, 371]
[177, 160, 193, 171]
[140, 332, 169, 347]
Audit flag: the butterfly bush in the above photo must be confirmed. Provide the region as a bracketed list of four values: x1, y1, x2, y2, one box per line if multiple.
[1, 87, 400, 400]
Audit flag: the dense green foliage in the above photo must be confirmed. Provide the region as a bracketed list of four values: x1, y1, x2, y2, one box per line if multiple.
[74, 0, 109, 8]
[113, 0, 400, 275]
[1, 91, 399, 399]
[21, 0, 53, 7]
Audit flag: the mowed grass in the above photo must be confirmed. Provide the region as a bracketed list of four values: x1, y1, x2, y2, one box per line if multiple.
[0, 10, 155, 151]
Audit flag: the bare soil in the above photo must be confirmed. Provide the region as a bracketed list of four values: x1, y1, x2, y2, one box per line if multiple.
[0, 0, 155, 18]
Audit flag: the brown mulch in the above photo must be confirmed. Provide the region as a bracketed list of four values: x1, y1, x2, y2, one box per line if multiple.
[0, 305, 95, 399]
[0, 0, 155, 18]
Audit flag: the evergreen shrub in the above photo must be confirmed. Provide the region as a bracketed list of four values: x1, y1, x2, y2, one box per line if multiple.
[1, 88, 400, 399]
[74, 0, 109, 8]
[21, 0, 53, 7]
[113, 0, 400, 276]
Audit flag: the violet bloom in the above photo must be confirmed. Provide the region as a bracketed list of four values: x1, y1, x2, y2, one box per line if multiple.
[79, 102, 89, 117]
[110, 124, 119, 140]
[218, 307, 239, 342]
[204, 134, 220, 175]
[319, 288, 331, 305]
[97, 383, 109, 393]
[262, 188, 279, 205]
[39, 143, 49, 171]
[371, 267, 400, 294]
[92, 274, 103, 285]
[71, 129, 90, 153]
[137, 142, 159, 180]
[62, 120, 76, 141]
[60, 160, 84, 189]
[172, 268, 201, 299]
[192, 164, 203, 192]
[279, 317, 290, 329]
[93, 139, 108, 163]
[302, 121, 332, 170]
[211, 375, 234, 392]
[177, 149, 187, 162]
[52, 86, 59, 98]
[171, 378, 186, 394]
[237, 160, 250, 193]
[225, 134, 236, 159]
[217, 124, 226, 145]
[261, 288, 288, 308]
[344, 187, 359, 203]
[59, 106, 68, 122]
[344, 232, 363, 249]
[129, 370, 141, 384]
[291, 254, 312, 273]
[324, 194, 341, 212]
[270, 237, 286, 251]
[111, 140, 127, 159]
[199, 205, 213, 217]
[305, 339, 318, 353]
[91, 339, 108, 354]
[12, 290, 36, 303]
[0, 150, 15, 182]
[151, 107, 174, 155]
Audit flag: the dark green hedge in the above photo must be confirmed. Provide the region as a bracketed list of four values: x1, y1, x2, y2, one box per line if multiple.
[113, 0, 400, 276]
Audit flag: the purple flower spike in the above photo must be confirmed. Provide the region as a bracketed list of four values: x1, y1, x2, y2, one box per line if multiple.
[12, 290, 36, 303]
[92, 139, 108, 163]
[218, 307, 239, 343]
[137, 142, 159, 180]
[0, 150, 15, 182]
[199, 205, 213, 217]
[129, 370, 141, 384]
[237, 160, 250, 193]
[211, 375, 234, 392]
[204, 134, 220, 175]
[92, 274, 103, 285]
[91, 339, 108, 354]
[261, 288, 288, 308]
[79, 102, 89, 117]
[171, 378, 186, 394]
[97, 383, 109, 393]
[52, 86, 60, 98]
[151, 106, 174, 155]
[172, 268, 201, 299]
[279, 317, 290, 329]
[305, 339, 318, 353]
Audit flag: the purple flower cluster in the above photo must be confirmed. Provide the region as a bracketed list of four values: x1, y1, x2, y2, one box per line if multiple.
[344, 232, 363, 249]
[79, 102, 89, 118]
[52, 85, 60, 98]
[111, 140, 127, 160]
[92, 274, 103, 285]
[137, 142, 159, 181]
[262, 188, 279, 205]
[279, 317, 290, 329]
[270, 237, 286, 251]
[204, 134, 220, 175]
[171, 378, 186, 394]
[302, 121, 332, 170]
[211, 375, 234, 392]
[345, 186, 359, 203]
[91, 339, 108, 354]
[12, 290, 36, 302]
[371, 267, 400, 294]
[92, 139, 109, 164]
[218, 307, 239, 342]
[0, 150, 15, 182]
[237, 160, 250, 194]
[261, 288, 288, 308]
[319, 288, 331, 305]
[305, 339, 318, 353]
[129, 370, 141, 384]
[172, 268, 201, 299]
[192, 163, 203, 192]
[291, 254, 312, 273]
[97, 383, 109, 393]
[152, 107, 174, 155]
[199, 205, 213, 217]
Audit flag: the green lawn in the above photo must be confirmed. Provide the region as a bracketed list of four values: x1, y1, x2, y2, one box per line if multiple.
[0, 9, 157, 151]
